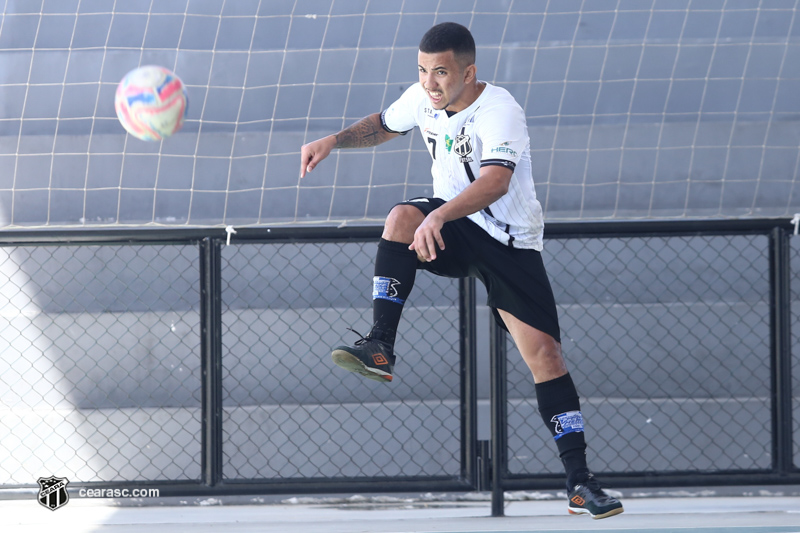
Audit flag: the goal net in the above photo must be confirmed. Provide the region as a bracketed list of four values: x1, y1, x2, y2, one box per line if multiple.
[1, 0, 798, 228]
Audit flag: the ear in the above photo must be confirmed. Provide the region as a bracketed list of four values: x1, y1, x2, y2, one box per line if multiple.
[464, 63, 477, 83]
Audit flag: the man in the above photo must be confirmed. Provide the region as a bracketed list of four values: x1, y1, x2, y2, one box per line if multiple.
[299, 22, 623, 520]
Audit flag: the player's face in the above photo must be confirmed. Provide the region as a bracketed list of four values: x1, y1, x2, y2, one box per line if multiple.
[418, 50, 475, 112]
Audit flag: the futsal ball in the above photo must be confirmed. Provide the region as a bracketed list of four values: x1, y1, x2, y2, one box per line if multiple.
[115, 65, 188, 141]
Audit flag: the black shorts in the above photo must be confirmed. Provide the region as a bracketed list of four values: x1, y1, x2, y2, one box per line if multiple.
[399, 197, 561, 343]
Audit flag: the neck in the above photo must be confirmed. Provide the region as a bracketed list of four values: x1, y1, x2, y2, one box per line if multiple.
[446, 80, 485, 113]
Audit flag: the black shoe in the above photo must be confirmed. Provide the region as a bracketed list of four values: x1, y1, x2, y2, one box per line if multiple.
[331, 329, 395, 383]
[567, 473, 624, 519]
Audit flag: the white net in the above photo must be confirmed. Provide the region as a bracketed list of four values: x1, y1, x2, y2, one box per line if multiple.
[1, 0, 799, 228]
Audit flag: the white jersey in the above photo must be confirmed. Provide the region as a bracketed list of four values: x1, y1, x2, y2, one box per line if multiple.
[382, 82, 544, 250]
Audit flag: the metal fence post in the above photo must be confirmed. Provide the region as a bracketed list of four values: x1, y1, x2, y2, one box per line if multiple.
[200, 237, 224, 487]
[769, 226, 793, 475]
[459, 278, 479, 487]
[490, 318, 507, 516]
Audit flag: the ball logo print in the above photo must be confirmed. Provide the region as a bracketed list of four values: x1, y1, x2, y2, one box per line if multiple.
[115, 65, 188, 142]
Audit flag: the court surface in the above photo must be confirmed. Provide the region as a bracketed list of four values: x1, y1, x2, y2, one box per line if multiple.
[4, 490, 800, 533]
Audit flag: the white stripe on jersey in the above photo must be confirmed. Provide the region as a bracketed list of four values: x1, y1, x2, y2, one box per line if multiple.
[382, 82, 544, 251]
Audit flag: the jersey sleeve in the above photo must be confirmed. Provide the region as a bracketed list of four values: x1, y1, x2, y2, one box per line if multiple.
[381, 83, 423, 135]
[478, 97, 527, 171]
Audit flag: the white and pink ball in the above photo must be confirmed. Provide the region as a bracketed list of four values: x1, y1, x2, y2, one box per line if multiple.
[115, 65, 188, 141]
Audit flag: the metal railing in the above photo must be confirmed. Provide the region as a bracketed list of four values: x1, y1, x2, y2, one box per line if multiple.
[0, 220, 796, 502]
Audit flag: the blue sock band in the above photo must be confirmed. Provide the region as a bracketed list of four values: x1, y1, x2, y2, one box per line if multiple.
[373, 276, 405, 304]
[550, 410, 585, 440]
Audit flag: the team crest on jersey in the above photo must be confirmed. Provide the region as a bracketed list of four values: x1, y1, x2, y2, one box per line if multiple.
[453, 134, 473, 163]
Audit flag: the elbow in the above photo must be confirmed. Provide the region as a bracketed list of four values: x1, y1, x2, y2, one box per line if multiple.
[499, 181, 510, 197]
[480, 168, 513, 201]
[494, 178, 510, 198]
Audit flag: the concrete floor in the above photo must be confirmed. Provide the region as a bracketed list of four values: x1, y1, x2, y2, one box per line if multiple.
[4, 491, 800, 533]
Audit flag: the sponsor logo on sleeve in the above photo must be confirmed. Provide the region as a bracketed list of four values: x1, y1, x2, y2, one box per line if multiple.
[490, 141, 518, 158]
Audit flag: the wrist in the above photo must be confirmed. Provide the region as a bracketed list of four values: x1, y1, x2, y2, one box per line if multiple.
[429, 207, 449, 224]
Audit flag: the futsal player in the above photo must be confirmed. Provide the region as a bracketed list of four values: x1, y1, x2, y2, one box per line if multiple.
[299, 22, 623, 520]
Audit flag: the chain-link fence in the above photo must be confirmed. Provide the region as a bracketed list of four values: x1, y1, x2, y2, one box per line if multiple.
[0, 222, 797, 497]
[219, 241, 462, 481]
[507, 234, 773, 479]
[0, 243, 202, 485]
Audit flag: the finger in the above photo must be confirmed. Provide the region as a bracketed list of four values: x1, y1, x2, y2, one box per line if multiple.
[300, 147, 323, 178]
[435, 231, 445, 251]
[412, 237, 427, 261]
[413, 235, 430, 261]
[299, 150, 310, 178]
[408, 242, 425, 262]
[425, 233, 437, 261]
[305, 150, 326, 175]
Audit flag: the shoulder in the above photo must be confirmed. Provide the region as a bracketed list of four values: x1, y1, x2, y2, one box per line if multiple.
[473, 84, 526, 131]
[398, 82, 427, 105]
[384, 83, 427, 123]
[478, 83, 523, 114]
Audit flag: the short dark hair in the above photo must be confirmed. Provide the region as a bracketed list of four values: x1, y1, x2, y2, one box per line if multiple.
[419, 22, 476, 67]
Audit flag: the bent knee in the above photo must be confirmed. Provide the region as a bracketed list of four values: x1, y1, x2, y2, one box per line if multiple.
[383, 204, 425, 243]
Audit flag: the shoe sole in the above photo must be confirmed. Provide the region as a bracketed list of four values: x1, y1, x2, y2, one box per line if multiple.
[568, 506, 624, 520]
[331, 350, 392, 382]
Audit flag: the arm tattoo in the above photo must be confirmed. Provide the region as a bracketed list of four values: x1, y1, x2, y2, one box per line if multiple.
[334, 114, 391, 149]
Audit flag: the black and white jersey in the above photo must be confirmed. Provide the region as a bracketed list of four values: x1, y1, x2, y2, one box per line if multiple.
[382, 82, 544, 250]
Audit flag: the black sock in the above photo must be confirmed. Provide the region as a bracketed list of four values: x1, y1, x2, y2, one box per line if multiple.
[535, 373, 589, 490]
[370, 238, 418, 346]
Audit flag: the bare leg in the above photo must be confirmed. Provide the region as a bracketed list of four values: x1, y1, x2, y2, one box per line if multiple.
[382, 204, 426, 260]
[497, 308, 593, 494]
[497, 308, 567, 383]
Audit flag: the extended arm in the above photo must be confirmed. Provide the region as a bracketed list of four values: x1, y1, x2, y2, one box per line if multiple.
[410, 164, 513, 261]
[299, 113, 399, 177]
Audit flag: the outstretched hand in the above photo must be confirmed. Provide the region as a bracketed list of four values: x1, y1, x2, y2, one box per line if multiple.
[299, 135, 336, 178]
[409, 210, 446, 262]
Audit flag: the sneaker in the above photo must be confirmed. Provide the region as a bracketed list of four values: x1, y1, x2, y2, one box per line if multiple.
[331, 329, 395, 383]
[567, 473, 624, 519]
